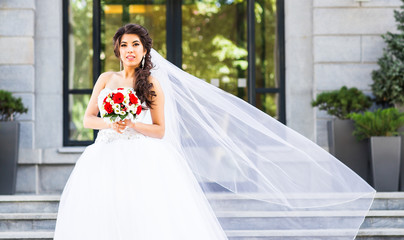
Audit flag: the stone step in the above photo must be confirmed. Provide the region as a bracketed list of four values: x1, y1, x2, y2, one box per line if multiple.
[0, 211, 403, 232]
[216, 210, 404, 230]
[0, 213, 56, 232]
[0, 231, 53, 240]
[0, 196, 59, 214]
[0, 193, 403, 239]
[207, 192, 404, 212]
[1, 192, 402, 213]
[0, 229, 403, 240]
[226, 229, 404, 240]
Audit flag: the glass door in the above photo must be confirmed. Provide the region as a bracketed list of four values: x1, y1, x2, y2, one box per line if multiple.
[182, 0, 248, 101]
[66, 0, 94, 144]
[64, 0, 284, 146]
[254, 0, 279, 118]
[181, 0, 280, 119]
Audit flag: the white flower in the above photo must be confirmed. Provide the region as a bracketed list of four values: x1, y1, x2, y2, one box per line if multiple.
[114, 108, 120, 114]
[120, 110, 126, 115]
[113, 104, 120, 110]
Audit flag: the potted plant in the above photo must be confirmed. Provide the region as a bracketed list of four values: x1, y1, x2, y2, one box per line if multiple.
[371, 1, 404, 112]
[311, 86, 372, 183]
[371, 0, 404, 190]
[350, 108, 404, 191]
[0, 89, 28, 195]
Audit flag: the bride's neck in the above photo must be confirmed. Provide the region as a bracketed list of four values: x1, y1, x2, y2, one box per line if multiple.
[122, 67, 136, 79]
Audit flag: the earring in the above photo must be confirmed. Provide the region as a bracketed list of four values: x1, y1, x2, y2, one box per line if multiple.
[141, 56, 145, 69]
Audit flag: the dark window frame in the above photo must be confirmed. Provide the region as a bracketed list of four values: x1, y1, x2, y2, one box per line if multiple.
[63, 0, 286, 146]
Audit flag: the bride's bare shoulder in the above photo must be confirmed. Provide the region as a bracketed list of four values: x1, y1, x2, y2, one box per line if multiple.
[98, 71, 120, 81]
[96, 71, 121, 87]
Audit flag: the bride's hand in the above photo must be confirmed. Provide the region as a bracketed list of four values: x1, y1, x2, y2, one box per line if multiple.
[110, 121, 126, 134]
[122, 119, 135, 129]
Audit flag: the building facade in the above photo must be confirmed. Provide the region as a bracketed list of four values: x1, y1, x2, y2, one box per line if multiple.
[0, 0, 400, 194]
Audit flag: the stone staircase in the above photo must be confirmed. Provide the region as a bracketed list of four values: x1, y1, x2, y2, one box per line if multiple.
[0, 193, 403, 239]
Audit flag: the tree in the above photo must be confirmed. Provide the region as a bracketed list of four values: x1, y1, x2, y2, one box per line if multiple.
[371, 0, 404, 106]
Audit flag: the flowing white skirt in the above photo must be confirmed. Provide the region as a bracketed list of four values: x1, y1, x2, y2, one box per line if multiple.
[53, 132, 228, 240]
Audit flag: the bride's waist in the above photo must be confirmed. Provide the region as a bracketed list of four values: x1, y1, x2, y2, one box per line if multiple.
[95, 128, 146, 143]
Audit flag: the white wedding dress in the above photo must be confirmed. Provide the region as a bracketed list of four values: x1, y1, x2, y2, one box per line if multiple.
[53, 87, 229, 240]
[54, 50, 375, 240]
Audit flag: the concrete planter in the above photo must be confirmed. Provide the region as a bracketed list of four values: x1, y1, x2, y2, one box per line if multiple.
[371, 136, 401, 192]
[0, 121, 20, 195]
[399, 126, 404, 191]
[327, 119, 371, 184]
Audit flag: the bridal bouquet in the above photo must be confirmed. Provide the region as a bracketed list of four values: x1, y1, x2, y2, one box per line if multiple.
[101, 88, 142, 123]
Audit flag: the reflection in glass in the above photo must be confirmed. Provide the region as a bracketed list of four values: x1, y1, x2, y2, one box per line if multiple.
[182, 0, 248, 101]
[256, 93, 278, 118]
[69, 0, 94, 89]
[255, 0, 278, 89]
[101, 1, 167, 72]
[69, 94, 93, 141]
[130, 4, 166, 57]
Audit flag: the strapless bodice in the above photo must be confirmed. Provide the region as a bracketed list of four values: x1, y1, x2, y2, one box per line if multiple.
[95, 87, 151, 143]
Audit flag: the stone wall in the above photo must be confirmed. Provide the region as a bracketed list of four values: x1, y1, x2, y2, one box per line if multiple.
[0, 0, 401, 194]
[285, 0, 315, 141]
[0, 0, 79, 194]
[0, 1, 35, 149]
[314, 0, 400, 148]
[286, 0, 401, 149]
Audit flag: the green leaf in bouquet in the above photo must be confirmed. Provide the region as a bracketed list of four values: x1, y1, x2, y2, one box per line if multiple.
[119, 113, 128, 120]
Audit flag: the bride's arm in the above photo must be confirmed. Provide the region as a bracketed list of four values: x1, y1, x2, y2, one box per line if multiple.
[83, 73, 113, 130]
[125, 76, 165, 139]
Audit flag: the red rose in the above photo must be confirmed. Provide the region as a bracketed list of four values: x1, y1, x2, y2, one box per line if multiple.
[103, 96, 107, 103]
[104, 102, 113, 114]
[129, 93, 138, 105]
[112, 92, 124, 104]
[136, 105, 142, 115]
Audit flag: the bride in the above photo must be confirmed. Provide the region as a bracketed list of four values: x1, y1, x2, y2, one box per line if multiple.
[53, 23, 375, 240]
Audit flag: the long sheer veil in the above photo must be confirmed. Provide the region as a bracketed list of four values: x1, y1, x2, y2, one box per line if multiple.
[150, 49, 375, 239]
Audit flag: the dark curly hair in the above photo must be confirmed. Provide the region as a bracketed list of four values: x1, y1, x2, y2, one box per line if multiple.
[113, 23, 156, 108]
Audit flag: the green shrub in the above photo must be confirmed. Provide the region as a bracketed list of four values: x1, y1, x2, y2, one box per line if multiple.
[349, 108, 404, 141]
[311, 86, 372, 119]
[0, 90, 28, 121]
[371, 1, 404, 105]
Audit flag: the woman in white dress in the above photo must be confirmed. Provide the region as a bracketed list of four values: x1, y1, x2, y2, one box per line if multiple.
[54, 24, 375, 240]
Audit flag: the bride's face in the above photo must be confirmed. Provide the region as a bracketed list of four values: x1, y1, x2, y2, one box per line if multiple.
[119, 34, 146, 69]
